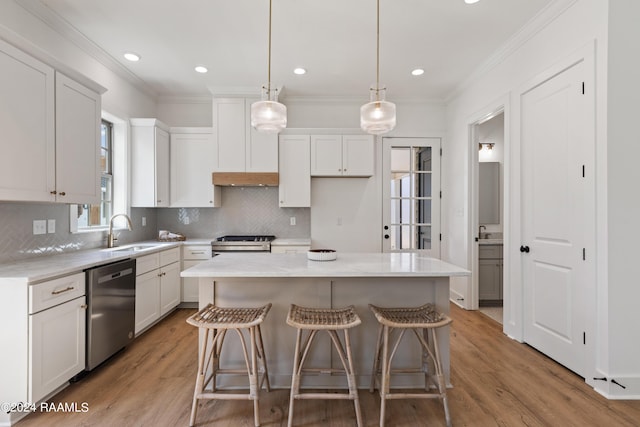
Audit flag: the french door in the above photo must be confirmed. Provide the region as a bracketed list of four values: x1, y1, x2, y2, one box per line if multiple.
[382, 138, 441, 257]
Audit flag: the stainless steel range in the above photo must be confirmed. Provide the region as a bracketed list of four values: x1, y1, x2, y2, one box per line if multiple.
[211, 235, 276, 255]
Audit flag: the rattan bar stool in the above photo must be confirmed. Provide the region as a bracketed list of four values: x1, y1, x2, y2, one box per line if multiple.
[286, 304, 363, 427]
[369, 303, 453, 427]
[186, 303, 272, 427]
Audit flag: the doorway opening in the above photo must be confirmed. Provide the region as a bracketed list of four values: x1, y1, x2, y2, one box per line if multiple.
[469, 108, 506, 323]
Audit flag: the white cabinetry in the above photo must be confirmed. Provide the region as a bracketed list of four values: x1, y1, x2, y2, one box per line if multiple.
[55, 72, 101, 204]
[279, 135, 311, 207]
[135, 247, 181, 334]
[478, 244, 503, 301]
[131, 119, 170, 207]
[212, 97, 278, 172]
[170, 127, 221, 207]
[0, 39, 101, 204]
[29, 273, 86, 403]
[310, 135, 374, 177]
[182, 245, 213, 303]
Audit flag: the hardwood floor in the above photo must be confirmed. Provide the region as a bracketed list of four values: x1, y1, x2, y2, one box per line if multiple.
[16, 305, 640, 426]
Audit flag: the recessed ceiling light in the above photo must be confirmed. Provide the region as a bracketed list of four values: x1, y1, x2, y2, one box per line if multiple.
[411, 68, 425, 76]
[465, 0, 480, 4]
[195, 66, 208, 73]
[293, 68, 307, 75]
[123, 52, 141, 62]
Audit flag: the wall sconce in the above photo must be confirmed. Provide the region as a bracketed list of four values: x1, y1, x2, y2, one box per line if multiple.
[478, 142, 495, 151]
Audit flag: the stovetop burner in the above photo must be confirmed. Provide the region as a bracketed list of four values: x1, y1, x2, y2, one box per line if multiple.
[215, 235, 276, 242]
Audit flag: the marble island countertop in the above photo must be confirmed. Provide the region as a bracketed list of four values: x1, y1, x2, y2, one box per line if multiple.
[0, 240, 181, 283]
[181, 252, 469, 278]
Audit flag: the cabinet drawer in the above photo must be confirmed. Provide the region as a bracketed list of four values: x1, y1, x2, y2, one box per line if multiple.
[271, 245, 310, 254]
[29, 272, 86, 314]
[479, 245, 503, 259]
[137, 253, 160, 276]
[160, 247, 181, 266]
[183, 245, 212, 260]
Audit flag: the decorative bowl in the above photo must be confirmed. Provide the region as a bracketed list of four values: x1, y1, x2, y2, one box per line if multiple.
[307, 249, 337, 261]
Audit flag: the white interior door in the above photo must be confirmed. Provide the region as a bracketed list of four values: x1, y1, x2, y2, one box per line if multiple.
[521, 58, 592, 377]
[382, 138, 441, 257]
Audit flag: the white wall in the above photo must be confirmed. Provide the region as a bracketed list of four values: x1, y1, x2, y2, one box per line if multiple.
[444, 0, 640, 398]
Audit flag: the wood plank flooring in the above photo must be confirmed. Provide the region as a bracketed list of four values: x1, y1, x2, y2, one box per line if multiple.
[16, 305, 640, 426]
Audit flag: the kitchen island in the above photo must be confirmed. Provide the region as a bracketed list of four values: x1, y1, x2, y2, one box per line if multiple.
[181, 252, 469, 389]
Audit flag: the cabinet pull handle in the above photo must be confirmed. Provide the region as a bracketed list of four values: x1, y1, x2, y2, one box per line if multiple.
[191, 251, 205, 255]
[51, 286, 74, 295]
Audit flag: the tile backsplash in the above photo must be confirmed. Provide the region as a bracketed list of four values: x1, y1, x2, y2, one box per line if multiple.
[0, 202, 156, 263]
[0, 187, 309, 264]
[156, 187, 310, 239]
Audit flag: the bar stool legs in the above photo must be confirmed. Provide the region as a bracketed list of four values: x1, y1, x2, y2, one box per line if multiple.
[286, 304, 363, 427]
[187, 304, 271, 427]
[369, 303, 453, 427]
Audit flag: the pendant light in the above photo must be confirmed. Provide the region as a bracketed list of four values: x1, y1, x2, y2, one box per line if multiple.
[251, 0, 287, 134]
[360, 0, 396, 135]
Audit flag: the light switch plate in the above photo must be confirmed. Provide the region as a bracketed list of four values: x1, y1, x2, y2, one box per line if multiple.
[33, 220, 46, 235]
[47, 219, 56, 233]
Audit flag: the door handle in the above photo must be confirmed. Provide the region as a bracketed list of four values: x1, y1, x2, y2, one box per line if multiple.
[520, 245, 530, 253]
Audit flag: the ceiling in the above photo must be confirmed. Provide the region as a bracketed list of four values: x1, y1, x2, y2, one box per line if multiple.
[33, 0, 553, 101]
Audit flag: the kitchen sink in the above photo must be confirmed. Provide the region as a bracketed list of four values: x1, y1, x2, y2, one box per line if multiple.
[110, 244, 159, 253]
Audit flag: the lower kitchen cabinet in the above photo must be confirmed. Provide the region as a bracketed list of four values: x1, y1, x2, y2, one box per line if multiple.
[271, 245, 311, 254]
[134, 247, 181, 335]
[29, 295, 86, 403]
[181, 245, 212, 303]
[479, 244, 503, 301]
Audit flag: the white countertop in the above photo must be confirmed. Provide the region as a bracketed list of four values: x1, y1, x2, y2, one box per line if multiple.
[0, 241, 181, 284]
[181, 252, 469, 278]
[271, 238, 311, 246]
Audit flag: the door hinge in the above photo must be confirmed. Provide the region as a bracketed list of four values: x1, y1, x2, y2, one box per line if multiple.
[582, 248, 586, 261]
[583, 332, 586, 345]
[582, 81, 585, 95]
[440, 148, 443, 156]
[439, 233, 442, 241]
[439, 190, 442, 199]
[582, 165, 585, 178]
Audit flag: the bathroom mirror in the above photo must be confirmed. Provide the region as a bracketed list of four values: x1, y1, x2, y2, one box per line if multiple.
[479, 162, 500, 224]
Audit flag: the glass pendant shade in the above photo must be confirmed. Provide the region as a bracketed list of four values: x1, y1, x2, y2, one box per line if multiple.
[360, 87, 396, 135]
[251, 85, 287, 134]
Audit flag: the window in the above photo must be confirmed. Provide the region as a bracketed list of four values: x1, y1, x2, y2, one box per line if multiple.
[77, 119, 113, 228]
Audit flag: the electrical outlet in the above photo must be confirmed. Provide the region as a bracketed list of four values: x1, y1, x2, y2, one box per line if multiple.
[290, 217, 296, 226]
[47, 219, 56, 233]
[33, 220, 46, 235]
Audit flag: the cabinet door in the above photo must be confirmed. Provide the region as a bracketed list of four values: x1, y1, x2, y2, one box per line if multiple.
[342, 135, 374, 177]
[310, 135, 343, 176]
[170, 132, 220, 207]
[160, 262, 181, 315]
[0, 39, 55, 202]
[478, 259, 502, 300]
[29, 296, 86, 403]
[181, 259, 202, 303]
[279, 135, 311, 207]
[246, 99, 279, 172]
[55, 72, 101, 204]
[213, 98, 245, 172]
[135, 270, 160, 334]
[155, 127, 170, 207]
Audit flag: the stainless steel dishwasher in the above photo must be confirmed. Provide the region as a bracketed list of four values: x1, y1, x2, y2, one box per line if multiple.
[85, 258, 136, 371]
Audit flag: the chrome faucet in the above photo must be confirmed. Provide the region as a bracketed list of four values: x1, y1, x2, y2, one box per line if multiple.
[479, 225, 486, 240]
[108, 213, 133, 248]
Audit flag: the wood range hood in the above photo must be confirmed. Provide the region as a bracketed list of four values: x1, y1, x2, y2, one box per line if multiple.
[212, 172, 279, 187]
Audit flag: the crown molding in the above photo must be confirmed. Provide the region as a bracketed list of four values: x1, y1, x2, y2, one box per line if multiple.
[16, 0, 158, 100]
[445, 0, 579, 104]
[157, 95, 213, 105]
[282, 95, 444, 106]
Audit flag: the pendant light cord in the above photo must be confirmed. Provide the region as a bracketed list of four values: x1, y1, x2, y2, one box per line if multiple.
[267, 0, 272, 94]
[376, 0, 380, 95]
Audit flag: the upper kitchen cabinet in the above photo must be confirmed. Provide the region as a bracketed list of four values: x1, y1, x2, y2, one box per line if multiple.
[279, 135, 311, 207]
[310, 134, 374, 177]
[131, 119, 170, 207]
[55, 72, 101, 204]
[170, 127, 221, 207]
[0, 39, 102, 204]
[212, 98, 278, 173]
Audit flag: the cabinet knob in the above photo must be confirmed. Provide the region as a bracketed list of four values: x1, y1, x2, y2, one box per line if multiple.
[157, 200, 162, 203]
[50, 190, 57, 195]
[384, 234, 390, 239]
[81, 304, 88, 309]
[59, 191, 66, 196]
[520, 245, 530, 253]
